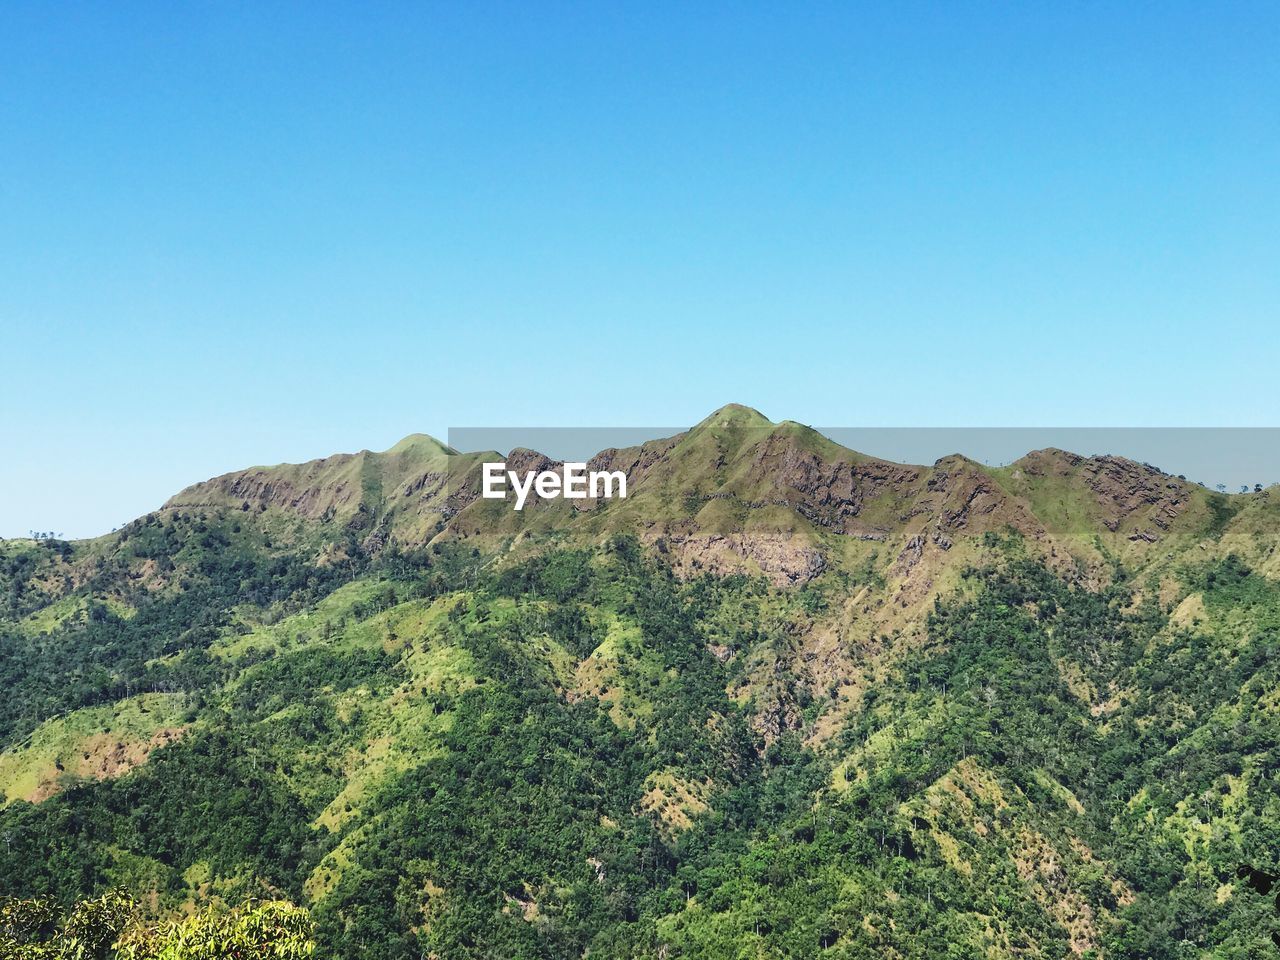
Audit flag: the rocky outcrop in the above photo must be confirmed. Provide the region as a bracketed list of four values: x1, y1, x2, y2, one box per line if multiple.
[660, 532, 827, 586]
[1013, 449, 1195, 535]
[741, 432, 925, 537]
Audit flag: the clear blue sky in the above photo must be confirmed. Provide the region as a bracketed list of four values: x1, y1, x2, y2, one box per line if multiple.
[3, 2, 1279, 537]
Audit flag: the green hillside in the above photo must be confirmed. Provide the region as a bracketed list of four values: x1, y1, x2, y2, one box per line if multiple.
[2, 408, 1279, 958]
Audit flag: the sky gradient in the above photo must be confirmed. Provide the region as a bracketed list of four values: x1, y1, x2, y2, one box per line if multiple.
[3, 2, 1279, 537]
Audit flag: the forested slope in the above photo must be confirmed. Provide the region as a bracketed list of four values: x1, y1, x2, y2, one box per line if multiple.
[3, 409, 1279, 958]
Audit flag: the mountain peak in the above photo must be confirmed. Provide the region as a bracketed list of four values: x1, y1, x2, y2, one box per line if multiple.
[693, 403, 773, 431]
[378, 435, 455, 460]
[385, 433, 454, 457]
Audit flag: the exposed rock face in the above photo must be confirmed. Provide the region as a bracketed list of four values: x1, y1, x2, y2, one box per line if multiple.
[661, 532, 827, 586]
[176, 456, 364, 520]
[165, 434, 459, 528]
[399, 470, 449, 506]
[894, 534, 927, 575]
[1013, 448, 1195, 535]
[588, 435, 682, 485]
[1082, 455, 1191, 532]
[752, 688, 805, 742]
[740, 433, 926, 537]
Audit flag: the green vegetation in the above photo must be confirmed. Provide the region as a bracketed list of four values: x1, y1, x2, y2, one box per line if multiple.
[2, 418, 1278, 957]
[1, 890, 314, 958]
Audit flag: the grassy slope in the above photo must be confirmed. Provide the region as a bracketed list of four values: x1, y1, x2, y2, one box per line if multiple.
[0, 693, 190, 804]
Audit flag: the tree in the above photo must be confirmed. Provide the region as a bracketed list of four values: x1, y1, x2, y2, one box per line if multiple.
[115, 900, 314, 960]
[0, 893, 314, 960]
[1, 890, 134, 959]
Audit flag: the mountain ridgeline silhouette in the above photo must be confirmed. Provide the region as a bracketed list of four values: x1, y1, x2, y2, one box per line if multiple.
[1, 405, 1279, 958]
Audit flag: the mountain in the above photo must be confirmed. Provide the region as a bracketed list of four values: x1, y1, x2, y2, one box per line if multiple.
[164, 404, 1228, 582]
[2, 406, 1279, 958]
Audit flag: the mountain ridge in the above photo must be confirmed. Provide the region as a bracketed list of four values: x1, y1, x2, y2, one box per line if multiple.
[155, 406, 1244, 588]
[2, 407, 1280, 958]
